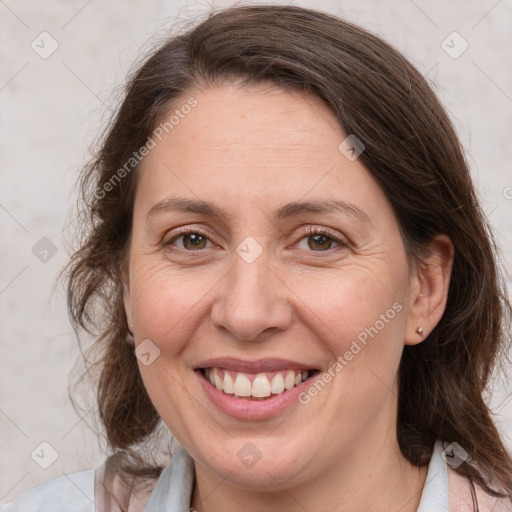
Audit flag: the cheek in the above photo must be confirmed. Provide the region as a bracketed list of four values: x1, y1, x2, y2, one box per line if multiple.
[290, 262, 406, 343]
[289, 265, 407, 398]
[294, 273, 407, 435]
[127, 262, 217, 425]
[130, 261, 218, 353]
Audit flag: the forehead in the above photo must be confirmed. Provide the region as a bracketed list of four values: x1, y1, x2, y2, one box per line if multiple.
[135, 83, 387, 221]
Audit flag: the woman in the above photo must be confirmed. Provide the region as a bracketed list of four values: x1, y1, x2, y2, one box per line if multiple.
[2, 5, 511, 511]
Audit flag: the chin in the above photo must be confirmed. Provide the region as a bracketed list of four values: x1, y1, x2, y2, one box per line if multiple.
[197, 439, 317, 490]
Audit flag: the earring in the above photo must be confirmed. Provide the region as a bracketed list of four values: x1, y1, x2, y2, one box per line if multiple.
[416, 327, 424, 335]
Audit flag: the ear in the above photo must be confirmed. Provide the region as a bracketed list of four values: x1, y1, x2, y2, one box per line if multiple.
[121, 262, 132, 328]
[404, 234, 454, 346]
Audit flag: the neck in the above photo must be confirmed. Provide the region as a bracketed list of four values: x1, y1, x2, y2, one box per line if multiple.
[191, 430, 428, 512]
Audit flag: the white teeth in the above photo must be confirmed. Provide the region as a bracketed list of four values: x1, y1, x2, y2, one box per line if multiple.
[284, 371, 295, 390]
[270, 373, 285, 394]
[206, 368, 311, 398]
[223, 371, 234, 394]
[233, 374, 252, 396]
[252, 374, 271, 397]
[213, 368, 223, 391]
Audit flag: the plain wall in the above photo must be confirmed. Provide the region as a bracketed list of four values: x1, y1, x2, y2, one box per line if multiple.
[1, 0, 511, 501]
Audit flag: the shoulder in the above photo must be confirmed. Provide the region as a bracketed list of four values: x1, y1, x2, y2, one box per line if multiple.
[448, 466, 512, 512]
[0, 469, 95, 512]
[472, 481, 512, 512]
[0, 457, 162, 512]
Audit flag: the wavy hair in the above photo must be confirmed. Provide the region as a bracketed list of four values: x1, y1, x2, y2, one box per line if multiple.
[64, 4, 512, 500]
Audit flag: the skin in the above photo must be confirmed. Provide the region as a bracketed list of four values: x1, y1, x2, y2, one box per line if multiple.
[122, 82, 454, 512]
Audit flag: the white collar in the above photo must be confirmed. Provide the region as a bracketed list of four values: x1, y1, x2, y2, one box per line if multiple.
[145, 440, 448, 511]
[144, 445, 194, 511]
[417, 440, 449, 511]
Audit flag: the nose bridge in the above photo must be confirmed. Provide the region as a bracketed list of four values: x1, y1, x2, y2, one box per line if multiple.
[210, 247, 291, 340]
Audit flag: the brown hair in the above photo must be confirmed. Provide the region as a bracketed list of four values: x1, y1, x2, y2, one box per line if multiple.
[65, 4, 512, 500]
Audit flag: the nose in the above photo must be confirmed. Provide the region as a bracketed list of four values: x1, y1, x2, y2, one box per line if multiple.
[210, 254, 292, 341]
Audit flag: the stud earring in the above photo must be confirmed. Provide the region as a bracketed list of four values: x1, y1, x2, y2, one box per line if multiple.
[416, 327, 424, 335]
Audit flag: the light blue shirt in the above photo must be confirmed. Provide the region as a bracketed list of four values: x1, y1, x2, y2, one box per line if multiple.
[0, 440, 448, 511]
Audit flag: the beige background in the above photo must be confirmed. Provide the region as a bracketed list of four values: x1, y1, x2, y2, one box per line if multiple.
[1, 0, 511, 501]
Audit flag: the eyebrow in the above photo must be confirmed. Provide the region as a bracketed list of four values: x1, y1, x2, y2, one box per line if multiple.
[146, 197, 372, 225]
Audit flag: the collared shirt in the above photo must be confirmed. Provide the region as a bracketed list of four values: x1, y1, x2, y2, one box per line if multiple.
[1, 440, 509, 511]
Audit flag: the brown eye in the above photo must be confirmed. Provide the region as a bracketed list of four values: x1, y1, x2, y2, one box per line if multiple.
[180, 233, 208, 250]
[307, 234, 334, 251]
[295, 228, 348, 253]
[163, 230, 214, 251]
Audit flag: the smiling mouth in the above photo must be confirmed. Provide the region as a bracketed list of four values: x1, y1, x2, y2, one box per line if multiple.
[198, 367, 320, 400]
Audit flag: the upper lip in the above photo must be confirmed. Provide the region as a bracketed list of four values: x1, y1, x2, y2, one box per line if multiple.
[194, 357, 319, 373]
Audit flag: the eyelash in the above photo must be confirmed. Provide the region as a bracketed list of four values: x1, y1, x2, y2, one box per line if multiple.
[298, 226, 349, 250]
[162, 225, 348, 254]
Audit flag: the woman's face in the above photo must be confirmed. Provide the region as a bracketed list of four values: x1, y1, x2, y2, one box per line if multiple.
[124, 83, 422, 489]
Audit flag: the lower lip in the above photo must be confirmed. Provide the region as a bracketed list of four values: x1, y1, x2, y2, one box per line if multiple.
[195, 369, 319, 420]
